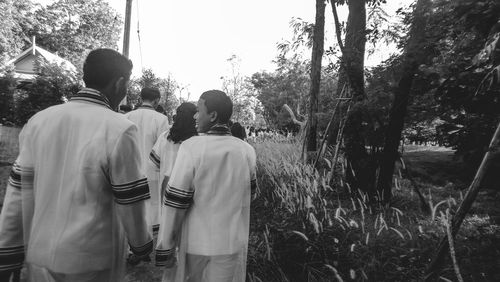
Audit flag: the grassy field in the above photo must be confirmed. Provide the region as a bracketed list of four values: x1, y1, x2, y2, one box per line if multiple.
[0, 129, 499, 281]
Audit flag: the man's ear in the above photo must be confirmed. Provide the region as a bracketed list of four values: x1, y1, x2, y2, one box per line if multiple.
[209, 111, 218, 123]
[114, 77, 126, 91]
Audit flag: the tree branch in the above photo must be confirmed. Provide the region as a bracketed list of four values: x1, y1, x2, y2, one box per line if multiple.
[330, 0, 345, 54]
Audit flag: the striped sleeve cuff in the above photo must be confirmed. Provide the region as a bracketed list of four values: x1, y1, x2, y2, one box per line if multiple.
[164, 186, 194, 209]
[130, 240, 153, 257]
[155, 248, 175, 267]
[152, 224, 160, 236]
[149, 150, 160, 168]
[111, 178, 150, 205]
[0, 245, 24, 272]
[8, 164, 21, 190]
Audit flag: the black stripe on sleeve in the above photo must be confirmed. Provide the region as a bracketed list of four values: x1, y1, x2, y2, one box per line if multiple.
[112, 178, 150, 205]
[149, 150, 161, 168]
[163, 186, 193, 209]
[0, 245, 24, 271]
[8, 164, 21, 189]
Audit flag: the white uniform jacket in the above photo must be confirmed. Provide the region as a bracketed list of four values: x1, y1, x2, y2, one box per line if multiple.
[156, 124, 257, 281]
[0, 88, 153, 280]
[125, 105, 170, 231]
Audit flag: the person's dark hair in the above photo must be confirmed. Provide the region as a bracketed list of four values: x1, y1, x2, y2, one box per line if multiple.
[83, 49, 133, 89]
[156, 104, 166, 115]
[119, 104, 132, 113]
[167, 102, 198, 143]
[199, 90, 233, 123]
[231, 122, 246, 140]
[141, 87, 161, 101]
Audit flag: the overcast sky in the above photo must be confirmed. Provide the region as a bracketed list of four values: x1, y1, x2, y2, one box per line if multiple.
[36, 0, 411, 100]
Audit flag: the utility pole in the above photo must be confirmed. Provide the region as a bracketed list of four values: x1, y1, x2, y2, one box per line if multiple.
[121, 0, 133, 106]
[123, 0, 133, 58]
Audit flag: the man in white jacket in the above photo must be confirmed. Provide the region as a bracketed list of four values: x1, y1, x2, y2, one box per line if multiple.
[0, 48, 152, 282]
[156, 90, 257, 282]
[126, 87, 170, 238]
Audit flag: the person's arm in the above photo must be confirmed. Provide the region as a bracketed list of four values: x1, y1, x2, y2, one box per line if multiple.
[0, 126, 34, 278]
[0, 162, 27, 278]
[155, 144, 194, 267]
[110, 125, 153, 258]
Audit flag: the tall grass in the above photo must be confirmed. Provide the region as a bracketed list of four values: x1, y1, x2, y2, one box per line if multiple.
[247, 138, 455, 281]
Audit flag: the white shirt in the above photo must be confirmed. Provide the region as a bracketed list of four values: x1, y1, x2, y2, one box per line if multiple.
[125, 104, 170, 175]
[165, 128, 257, 255]
[125, 104, 170, 230]
[0, 88, 152, 275]
[150, 130, 181, 185]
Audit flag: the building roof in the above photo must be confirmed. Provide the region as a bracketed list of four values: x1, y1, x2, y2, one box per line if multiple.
[5, 44, 77, 80]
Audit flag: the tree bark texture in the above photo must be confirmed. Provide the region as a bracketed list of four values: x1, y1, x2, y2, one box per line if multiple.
[376, 0, 431, 203]
[306, 0, 326, 154]
[331, 0, 371, 193]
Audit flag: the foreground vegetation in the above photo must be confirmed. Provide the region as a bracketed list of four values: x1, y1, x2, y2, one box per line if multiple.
[248, 137, 500, 281]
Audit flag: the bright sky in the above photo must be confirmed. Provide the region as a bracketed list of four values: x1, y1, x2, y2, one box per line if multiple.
[36, 0, 411, 100]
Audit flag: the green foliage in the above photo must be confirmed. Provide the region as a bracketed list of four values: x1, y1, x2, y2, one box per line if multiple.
[128, 69, 180, 120]
[0, 71, 17, 125]
[248, 140, 461, 281]
[0, 0, 38, 65]
[15, 60, 80, 125]
[0, 0, 122, 71]
[1, 60, 81, 126]
[221, 55, 264, 127]
[31, 0, 123, 71]
[422, 0, 500, 168]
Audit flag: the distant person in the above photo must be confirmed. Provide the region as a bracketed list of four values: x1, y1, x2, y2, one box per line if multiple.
[125, 87, 170, 240]
[156, 90, 257, 282]
[119, 104, 132, 113]
[0, 48, 152, 281]
[230, 121, 247, 140]
[156, 104, 167, 115]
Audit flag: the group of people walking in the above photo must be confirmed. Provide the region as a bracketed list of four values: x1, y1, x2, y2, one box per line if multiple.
[0, 48, 257, 282]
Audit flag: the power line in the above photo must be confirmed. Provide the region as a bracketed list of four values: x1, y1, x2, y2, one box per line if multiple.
[136, 0, 144, 71]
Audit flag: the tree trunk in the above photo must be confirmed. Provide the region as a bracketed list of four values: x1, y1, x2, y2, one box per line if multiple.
[331, 0, 370, 193]
[376, 0, 431, 203]
[305, 0, 326, 156]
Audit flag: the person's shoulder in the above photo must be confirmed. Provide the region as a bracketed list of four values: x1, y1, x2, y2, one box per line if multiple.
[231, 136, 254, 150]
[180, 135, 203, 147]
[153, 111, 169, 121]
[26, 103, 67, 125]
[106, 111, 137, 131]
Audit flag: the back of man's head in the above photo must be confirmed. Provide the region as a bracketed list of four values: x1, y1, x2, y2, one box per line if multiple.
[83, 49, 133, 89]
[200, 90, 233, 124]
[141, 87, 161, 102]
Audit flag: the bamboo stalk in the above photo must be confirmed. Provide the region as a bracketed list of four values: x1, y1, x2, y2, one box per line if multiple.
[444, 209, 464, 282]
[313, 84, 347, 168]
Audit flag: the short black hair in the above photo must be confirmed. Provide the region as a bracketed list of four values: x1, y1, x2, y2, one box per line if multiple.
[231, 122, 246, 140]
[83, 49, 133, 89]
[119, 104, 132, 113]
[141, 87, 161, 101]
[199, 90, 233, 123]
[167, 102, 198, 143]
